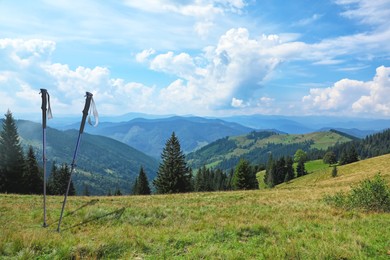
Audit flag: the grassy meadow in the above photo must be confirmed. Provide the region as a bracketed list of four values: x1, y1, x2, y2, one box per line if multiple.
[1, 155, 390, 259]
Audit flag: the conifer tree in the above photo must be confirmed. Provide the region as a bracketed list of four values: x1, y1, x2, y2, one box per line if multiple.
[132, 178, 139, 195]
[133, 166, 151, 195]
[284, 157, 295, 182]
[114, 188, 122, 196]
[264, 153, 274, 188]
[296, 159, 306, 177]
[226, 168, 234, 190]
[274, 157, 286, 185]
[23, 146, 43, 194]
[153, 132, 192, 194]
[232, 159, 258, 190]
[48, 163, 75, 195]
[0, 110, 25, 193]
[83, 184, 90, 196]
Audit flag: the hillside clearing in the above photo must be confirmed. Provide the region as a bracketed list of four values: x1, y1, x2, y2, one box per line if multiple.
[1, 154, 390, 259]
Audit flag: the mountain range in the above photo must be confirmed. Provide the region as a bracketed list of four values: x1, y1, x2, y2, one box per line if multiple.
[17, 120, 159, 195]
[12, 113, 390, 195]
[58, 116, 254, 158]
[50, 114, 390, 158]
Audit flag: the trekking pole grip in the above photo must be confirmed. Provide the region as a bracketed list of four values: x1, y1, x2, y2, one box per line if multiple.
[79, 92, 93, 133]
[40, 89, 48, 128]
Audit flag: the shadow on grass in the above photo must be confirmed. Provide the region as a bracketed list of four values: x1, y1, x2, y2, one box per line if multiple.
[44, 199, 125, 232]
[62, 207, 126, 231]
[64, 199, 100, 217]
[44, 199, 100, 228]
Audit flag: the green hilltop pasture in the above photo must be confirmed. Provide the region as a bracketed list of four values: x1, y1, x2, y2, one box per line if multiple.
[1, 154, 390, 259]
[187, 130, 353, 170]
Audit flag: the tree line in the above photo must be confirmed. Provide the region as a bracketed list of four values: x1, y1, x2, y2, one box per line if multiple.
[0, 110, 77, 195]
[3, 108, 390, 196]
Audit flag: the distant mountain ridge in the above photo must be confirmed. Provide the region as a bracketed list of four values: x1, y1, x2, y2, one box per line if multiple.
[221, 115, 390, 134]
[16, 120, 159, 195]
[65, 116, 255, 158]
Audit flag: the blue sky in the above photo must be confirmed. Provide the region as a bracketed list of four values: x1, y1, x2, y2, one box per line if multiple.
[0, 0, 390, 118]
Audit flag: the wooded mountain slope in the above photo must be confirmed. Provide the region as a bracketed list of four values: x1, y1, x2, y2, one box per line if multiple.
[17, 120, 159, 195]
[187, 130, 353, 170]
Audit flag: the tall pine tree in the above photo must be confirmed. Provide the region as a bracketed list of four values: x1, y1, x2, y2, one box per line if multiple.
[232, 159, 258, 190]
[284, 157, 295, 182]
[23, 146, 43, 194]
[133, 166, 151, 195]
[296, 159, 307, 177]
[153, 132, 192, 194]
[0, 110, 25, 193]
[264, 153, 275, 188]
[48, 163, 75, 195]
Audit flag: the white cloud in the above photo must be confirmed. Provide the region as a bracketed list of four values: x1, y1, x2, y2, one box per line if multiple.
[150, 52, 198, 80]
[294, 14, 322, 27]
[231, 97, 245, 108]
[258, 97, 274, 106]
[335, 0, 390, 27]
[135, 48, 156, 63]
[0, 38, 55, 67]
[140, 28, 284, 111]
[352, 66, 390, 115]
[303, 66, 390, 116]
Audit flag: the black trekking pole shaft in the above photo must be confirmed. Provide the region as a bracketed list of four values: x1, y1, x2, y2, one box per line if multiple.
[40, 89, 48, 228]
[57, 92, 93, 232]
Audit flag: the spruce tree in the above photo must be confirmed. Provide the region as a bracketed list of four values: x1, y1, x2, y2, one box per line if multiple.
[274, 157, 286, 185]
[153, 132, 192, 194]
[47, 163, 75, 195]
[132, 178, 139, 195]
[296, 159, 306, 177]
[114, 188, 122, 196]
[134, 166, 151, 195]
[264, 153, 274, 188]
[232, 159, 258, 190]
[0, 110, 25, 193]
[284, 157, 295, 182]
[23, 146, 43, 194]
[83, 184, 90, 196]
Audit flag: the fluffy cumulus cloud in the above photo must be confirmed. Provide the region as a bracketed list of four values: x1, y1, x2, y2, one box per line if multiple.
[303, 66, 390, 116]
[0, 38, 160, 115]
[138, 28, 283, 112]
[0, 38, 55, 67]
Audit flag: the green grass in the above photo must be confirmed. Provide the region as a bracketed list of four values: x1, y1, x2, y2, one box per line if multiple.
[1, 154, 390, 259]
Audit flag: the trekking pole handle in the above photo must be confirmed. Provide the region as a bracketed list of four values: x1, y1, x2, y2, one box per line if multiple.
[79, 92, 93, 134]
[40, 89, 48, 128]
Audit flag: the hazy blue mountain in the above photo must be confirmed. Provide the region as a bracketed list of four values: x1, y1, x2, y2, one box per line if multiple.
[221, 115, 390, 133]
[16, 120, 159, 195]
[319, 128, 377, 138]
[60, 116, 255, 158]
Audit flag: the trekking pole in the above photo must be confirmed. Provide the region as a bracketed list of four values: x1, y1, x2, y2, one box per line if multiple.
[40, 89, 52, 228]
[57, 92, 98, 232]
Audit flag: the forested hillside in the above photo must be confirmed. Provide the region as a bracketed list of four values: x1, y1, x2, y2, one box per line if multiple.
[17, 120, 159, 195]
[329, 128, 390, 160]
[187, 130, 353, 171]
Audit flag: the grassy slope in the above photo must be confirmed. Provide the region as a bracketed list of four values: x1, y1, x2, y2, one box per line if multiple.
[232, 131, 352, 151]
[188, 130, 352, 170]
[1, 155, 390, 259]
